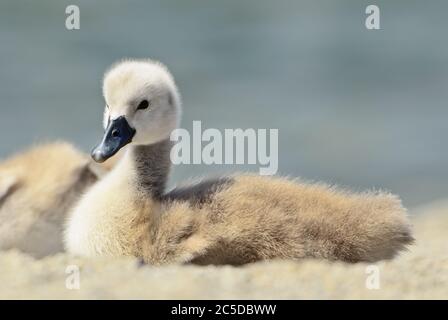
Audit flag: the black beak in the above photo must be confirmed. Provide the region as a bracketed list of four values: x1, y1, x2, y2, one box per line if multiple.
[91, 116, 136, 163]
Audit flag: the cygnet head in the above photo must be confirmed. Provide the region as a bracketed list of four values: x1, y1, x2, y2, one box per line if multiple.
[92, 59, 181, 163]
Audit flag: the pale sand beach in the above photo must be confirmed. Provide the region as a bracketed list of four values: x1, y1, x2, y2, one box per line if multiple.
[0, 201, 447, 300]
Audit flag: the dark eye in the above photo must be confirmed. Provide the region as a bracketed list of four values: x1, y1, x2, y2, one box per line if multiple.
[137, 100, 149, 110]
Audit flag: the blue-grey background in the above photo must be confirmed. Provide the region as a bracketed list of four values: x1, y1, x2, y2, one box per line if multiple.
[0, 0, 446, 208]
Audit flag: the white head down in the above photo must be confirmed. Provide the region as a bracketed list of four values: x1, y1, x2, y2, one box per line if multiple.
[92, 59, 181, 163]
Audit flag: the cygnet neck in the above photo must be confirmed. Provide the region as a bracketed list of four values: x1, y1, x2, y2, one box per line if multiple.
[127, 139, 173, 199]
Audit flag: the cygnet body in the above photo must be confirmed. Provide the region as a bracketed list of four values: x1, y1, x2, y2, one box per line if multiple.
[65, 59, 413, 265]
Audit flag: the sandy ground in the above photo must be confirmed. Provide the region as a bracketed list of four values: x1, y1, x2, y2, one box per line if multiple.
[0, 201, 447, 300]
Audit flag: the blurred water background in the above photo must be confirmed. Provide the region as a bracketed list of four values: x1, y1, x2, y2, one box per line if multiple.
[0, 0, 447, 208]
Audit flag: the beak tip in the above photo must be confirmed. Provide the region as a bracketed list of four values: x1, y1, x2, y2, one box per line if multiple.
[91, 149, 106, 163]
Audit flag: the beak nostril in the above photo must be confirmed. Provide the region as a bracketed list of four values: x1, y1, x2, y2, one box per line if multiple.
[111, 129, 120, 138]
